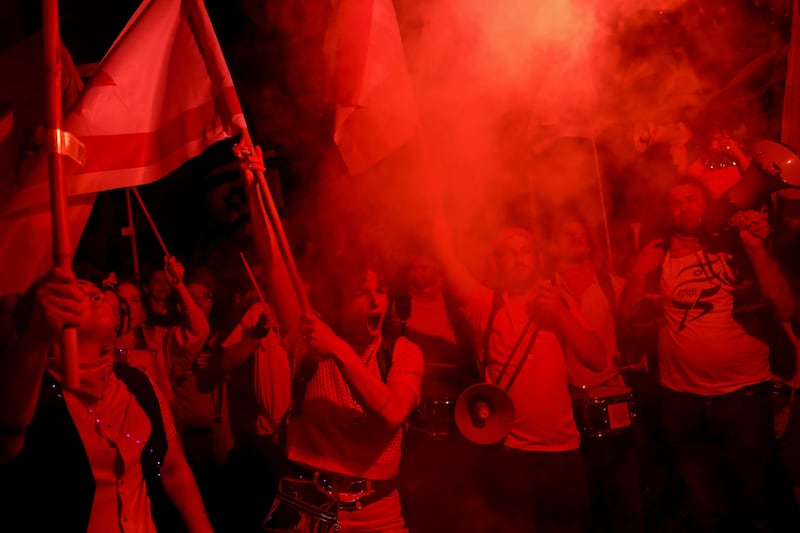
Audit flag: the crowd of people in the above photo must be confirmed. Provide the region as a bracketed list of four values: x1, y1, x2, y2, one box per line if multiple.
[1, 127, 800, 533]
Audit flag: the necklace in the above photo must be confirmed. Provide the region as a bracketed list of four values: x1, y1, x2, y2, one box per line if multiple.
[81, 380, 147, 448]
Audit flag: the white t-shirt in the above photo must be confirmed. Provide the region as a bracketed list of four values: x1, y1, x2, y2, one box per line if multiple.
[558, 273, 626, 389]
[465, 285, 580, 452]
[658, 250, 770, 395]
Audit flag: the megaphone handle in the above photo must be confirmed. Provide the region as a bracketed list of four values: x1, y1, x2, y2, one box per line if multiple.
[473, 400, 491, 420]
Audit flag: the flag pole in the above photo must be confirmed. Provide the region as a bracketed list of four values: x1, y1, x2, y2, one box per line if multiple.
[181, 0, 308, 314]
[590, 134, 615, 273]
[241, 130, 311, 315]
[43, 0, 79, 390]
[123, 188, 141, 281]
[131, 186, 171, 257]
[239, 251, 270, 313]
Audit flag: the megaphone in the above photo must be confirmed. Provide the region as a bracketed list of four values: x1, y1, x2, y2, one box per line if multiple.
[633, 121, 690, 153]
[454, 383, 515, 445]
[702, 139, 800, 233]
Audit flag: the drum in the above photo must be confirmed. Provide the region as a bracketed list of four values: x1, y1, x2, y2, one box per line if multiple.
[408, 397, 457, 439]
[570, 386, 637, 439]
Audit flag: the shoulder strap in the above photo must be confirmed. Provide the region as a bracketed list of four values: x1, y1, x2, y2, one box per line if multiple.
[481, 289, 505, 372]
[377, 334, 398, 383]
[276, 362, 309, 453]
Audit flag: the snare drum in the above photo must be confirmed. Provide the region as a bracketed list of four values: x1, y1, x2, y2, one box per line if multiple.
[409, 397, 457, 439]
[570, 386, 637, 439]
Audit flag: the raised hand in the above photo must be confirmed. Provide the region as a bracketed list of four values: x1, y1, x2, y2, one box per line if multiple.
[252, 312, 270, 339]
[729, 210, 770, 249]
[164, 256, 185, 285]
[630, 239, 667, 276]
[300, 312, 346, 361]
[232, 143, 266, 171]
[29, 268, 86, 343]
[527, 280, 569, 329]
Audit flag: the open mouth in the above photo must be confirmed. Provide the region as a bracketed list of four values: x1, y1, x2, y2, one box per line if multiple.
[367, 312, 383, 331]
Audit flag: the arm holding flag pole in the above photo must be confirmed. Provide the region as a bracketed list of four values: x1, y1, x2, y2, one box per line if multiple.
[182, 0, 305, 320]
[43, 0, 79, 391]
[233, 133, 308, 331]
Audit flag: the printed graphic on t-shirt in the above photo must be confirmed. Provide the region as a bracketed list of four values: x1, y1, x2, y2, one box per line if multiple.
[669, 257, 733, 332]
[659, 250, 770, 395]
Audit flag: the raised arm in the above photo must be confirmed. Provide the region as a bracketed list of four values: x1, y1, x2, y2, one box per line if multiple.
[163, 257, 210, 380]
[235, 144, 302, 336]
[431, 205, 480, 305]
[618, 239, 666, 322]
[220, 304, 275, 373]
[0, 269, 85, 463]
[733, 211, 795, 320]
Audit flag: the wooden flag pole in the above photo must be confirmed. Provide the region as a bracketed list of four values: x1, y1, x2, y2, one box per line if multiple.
[590, 135, 615, 273]
[239, 251, 270, 312]
[43, 0, 79, 390]
[131, 186, 171, 257]
[181, 0, 307, 313]
[240, 129, 311, 314]
[123, 188, 141, 281]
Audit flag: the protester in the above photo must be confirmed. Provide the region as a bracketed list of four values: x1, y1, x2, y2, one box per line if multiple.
[551, 215, 645, 533]
[619, 177, 795, 532]
[220, 299, 291, 533]
[431, 200, 605, 532]
[0, 267, 213, 533]
[235, 142, 423, 532]
[389, 248, 485, 533]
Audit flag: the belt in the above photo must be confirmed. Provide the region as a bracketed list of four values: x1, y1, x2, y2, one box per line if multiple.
[285, 462, 397, 511]
[663, 381, 773, 400]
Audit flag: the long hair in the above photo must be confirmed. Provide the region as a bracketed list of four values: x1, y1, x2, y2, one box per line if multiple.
[308, 247, 391, 337]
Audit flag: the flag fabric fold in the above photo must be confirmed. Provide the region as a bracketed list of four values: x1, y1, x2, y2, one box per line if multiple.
[0, 0, 245, 295]
[327, 0, 419, 176]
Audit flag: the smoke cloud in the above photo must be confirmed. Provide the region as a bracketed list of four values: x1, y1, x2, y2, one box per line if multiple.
[227, 0, 789, 274]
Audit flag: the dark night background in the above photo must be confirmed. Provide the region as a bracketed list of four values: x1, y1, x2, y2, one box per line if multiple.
[1, 0, 332, 281]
